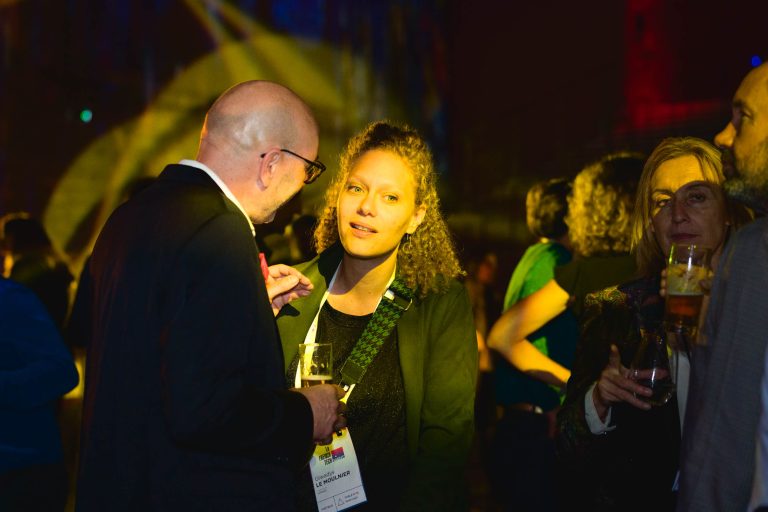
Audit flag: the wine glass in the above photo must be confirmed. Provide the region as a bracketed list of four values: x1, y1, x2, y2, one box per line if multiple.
[630, 325, 675, 406]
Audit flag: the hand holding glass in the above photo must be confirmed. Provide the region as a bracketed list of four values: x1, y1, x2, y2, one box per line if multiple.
[664, 243, 711, 335]
[298, 343, 333, 387]
[630, 327, 675, 406]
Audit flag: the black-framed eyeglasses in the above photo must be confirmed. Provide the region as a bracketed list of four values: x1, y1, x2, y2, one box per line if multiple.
[260, 148, 326, 184]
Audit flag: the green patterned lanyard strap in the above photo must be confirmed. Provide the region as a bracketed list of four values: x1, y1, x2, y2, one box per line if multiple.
[339, 276, 413, 389]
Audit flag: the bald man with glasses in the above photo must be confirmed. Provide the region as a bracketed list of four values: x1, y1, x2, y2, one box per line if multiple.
[74, 81, 345, 511]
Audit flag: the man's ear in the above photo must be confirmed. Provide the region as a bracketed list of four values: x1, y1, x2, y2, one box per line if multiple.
[257, 150, 280, 189]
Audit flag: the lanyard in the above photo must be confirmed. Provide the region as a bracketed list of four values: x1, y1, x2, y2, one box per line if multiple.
[296, 264, 411, 401]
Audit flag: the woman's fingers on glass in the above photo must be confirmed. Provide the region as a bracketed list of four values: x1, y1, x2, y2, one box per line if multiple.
[607, 345, 634, 380]
[607, 376, 652, 409]
[629, 368, 657, 381]
[615, 372, 653, 410]
[626, 393, 653, 410]
[607, 344, 622, 369]
[599, 372, 646, 409]
[626, 371, 654, 396]
[604, 372, 651, 403]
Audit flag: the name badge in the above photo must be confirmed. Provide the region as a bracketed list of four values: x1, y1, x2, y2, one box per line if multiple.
[309, 428, 367, 511]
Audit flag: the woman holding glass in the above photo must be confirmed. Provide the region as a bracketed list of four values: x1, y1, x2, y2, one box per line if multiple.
[556, 137, 750, 511]
[276, 121, 477, 511]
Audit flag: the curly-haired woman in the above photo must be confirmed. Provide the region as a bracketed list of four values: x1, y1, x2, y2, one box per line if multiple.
[276, 121, 477, 511]
[487, 153, 644, 389]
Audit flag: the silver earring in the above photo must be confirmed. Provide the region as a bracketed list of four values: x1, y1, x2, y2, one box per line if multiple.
[402, 233, 412, 253]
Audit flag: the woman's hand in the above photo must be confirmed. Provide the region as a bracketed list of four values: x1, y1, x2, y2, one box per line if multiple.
[592, 344, 652, 421]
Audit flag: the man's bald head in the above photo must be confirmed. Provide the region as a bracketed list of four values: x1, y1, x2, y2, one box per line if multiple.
[195, 81, 319, 223]
[198, 80, 318, 163]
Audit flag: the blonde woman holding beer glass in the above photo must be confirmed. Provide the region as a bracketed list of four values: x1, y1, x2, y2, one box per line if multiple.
[276, 121, 477, 511]
[557, 137, 750, 512]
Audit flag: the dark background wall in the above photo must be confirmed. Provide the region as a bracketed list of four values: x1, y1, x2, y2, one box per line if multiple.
[1, 0, 767, 282]
[448, 0, 767, 226]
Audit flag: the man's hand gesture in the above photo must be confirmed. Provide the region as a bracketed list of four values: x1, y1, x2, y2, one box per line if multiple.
[266, 264, 313, 315]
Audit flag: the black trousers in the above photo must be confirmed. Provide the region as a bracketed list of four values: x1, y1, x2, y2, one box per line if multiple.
[488, 408, 556, 512]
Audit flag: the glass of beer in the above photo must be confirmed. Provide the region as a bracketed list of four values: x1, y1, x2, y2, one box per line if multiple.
[664, 243, 711, 335]
[298, 343, 333, 387]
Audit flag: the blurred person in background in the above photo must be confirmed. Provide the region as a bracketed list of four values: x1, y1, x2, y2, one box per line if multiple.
[487, 152, 643, 509]
[1, 213, 74, 332]
[464, 250, 501, 341]
[288, 213, 319, 264]
[488, 153, 644, 389]
[0, 276, 79, 511]
[487, 177, 576, 512]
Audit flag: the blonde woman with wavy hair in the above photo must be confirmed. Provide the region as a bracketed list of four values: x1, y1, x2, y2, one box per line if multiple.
[630, 137, 750, 277]
[276, 121, 477, 511]
[556, 136, 748, 511]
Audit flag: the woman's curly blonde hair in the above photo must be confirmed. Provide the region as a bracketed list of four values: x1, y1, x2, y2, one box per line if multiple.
[566, 152, 645, 258]
[314, 121, 463, 298]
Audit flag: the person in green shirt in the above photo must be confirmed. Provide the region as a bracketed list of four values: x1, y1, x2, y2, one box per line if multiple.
[488, 154, 644, 511]
[488, 177, 576, 511]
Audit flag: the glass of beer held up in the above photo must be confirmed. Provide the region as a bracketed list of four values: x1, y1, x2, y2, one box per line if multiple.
[298, 343, 333, 387]
[664, 243, 711, 336]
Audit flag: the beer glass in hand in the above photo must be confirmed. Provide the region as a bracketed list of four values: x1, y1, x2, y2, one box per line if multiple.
[664, 244, 711, 336]
[298, 343, 333, 387]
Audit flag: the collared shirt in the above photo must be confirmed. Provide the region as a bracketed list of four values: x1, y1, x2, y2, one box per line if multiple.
[179, 159, 255, 236]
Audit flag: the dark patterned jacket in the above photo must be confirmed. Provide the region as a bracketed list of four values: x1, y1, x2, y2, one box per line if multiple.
[556, 276, 680, 512]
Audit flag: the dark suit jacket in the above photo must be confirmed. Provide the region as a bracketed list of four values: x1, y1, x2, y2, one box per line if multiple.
[557, 277, 680, 512]
[678, 218, 768, 512]
[276, 244, 478, 511]
[74, 164, 313, 511]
